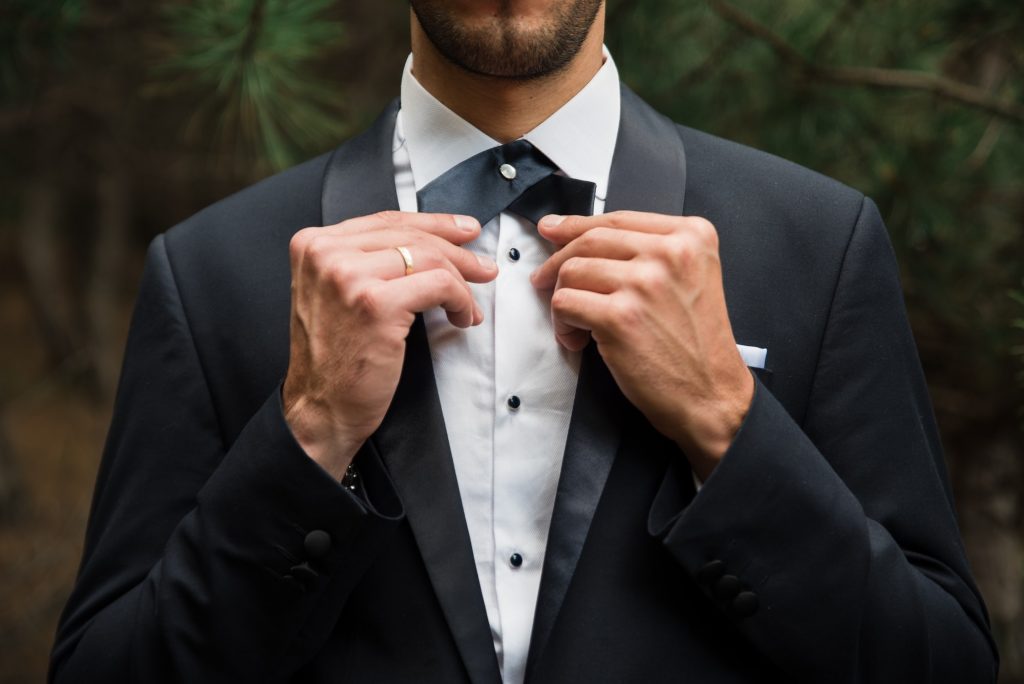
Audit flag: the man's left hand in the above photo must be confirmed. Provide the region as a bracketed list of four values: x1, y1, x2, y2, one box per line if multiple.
[531, 211, 754, 479]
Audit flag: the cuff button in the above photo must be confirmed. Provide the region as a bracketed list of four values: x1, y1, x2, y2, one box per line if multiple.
[732, 591, 759, 617]
[713, 574, 741, 600]
[696, 559, 726, 586]
[304, 529, 332, 559]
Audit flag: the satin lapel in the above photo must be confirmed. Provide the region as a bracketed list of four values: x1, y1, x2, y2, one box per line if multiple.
[525, 86, 688, 678]
[321, 101, 502, 684]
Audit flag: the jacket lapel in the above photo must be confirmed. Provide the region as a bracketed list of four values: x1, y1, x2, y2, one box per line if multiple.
[525, 85, 688, 678]
[321, 101, 503, 684]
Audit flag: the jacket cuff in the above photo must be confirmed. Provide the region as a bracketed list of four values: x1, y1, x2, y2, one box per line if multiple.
[197, 387, 404, 589]
[649, 376, 865, 622]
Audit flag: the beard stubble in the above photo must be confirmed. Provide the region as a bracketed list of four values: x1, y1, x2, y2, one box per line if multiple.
[410, 0, 603, 81]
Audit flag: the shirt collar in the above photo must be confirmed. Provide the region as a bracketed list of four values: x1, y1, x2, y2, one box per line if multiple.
[397, 47, 621, 201]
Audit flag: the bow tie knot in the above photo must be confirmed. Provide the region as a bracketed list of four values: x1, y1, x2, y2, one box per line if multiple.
[416, 139, 596, 226]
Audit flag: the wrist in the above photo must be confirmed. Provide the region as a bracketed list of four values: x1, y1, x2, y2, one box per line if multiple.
[675, 370, 755, 480]
[282, 389, 363, 481]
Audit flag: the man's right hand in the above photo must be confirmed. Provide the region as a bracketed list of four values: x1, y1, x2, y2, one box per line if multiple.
[282, 211, 497, 480]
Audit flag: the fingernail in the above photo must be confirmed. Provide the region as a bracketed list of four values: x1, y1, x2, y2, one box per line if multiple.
[455, 215, 479, 231]
[540, 214, 565, 227]
[476, 254, 496, 269]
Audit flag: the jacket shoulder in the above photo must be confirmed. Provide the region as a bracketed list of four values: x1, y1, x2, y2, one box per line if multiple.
[163, 150, 333, 264]
[677, 124, 864, 221]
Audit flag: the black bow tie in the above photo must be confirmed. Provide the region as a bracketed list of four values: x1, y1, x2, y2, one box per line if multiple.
[416, 139, 597, 225]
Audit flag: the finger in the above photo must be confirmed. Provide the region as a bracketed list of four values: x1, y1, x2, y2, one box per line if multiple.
[341, 248, 480, 322]
[537, 210, 680, 246]
[345, 245, 484, 290]
[531, 228, 657, 289]
[303, 230, 498, 284]
[370, 247, 487, 324]
[554, 257, 631, 295]
[350, 230, 497, 283]
[549, 287, 610, 351]
[377, 268, 480, 328]
[323, 210, 482, 245]
[318, 247, 484, 324]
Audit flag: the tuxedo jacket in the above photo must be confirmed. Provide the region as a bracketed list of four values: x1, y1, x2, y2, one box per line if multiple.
[51, 88, 997, 683]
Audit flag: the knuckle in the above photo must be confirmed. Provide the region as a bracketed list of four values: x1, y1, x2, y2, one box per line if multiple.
[560, 256, 585, 281]
[602, 211, 627, 228]
[663, 233, 694, 266]
[418, 245, 443, 269]
[578, 229, 602, 249]
[305, 236, 332, 266]
[428, 267, 459, 291]
[439, 267, 461, 286]
[550, 288, 573, 313]
[374, 210, 404, 225]
[608, 295, 641, 332]
[323, 259, 354, 289]
[409, 228, 441, 246]
[635, 261, 667, 294]
[289, 228, 312, 259]
[352, 286, 382, 318]
[688, 216, 719, 245]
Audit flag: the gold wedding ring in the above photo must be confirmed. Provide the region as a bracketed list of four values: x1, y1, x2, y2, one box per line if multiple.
[395, 246, 414, 276]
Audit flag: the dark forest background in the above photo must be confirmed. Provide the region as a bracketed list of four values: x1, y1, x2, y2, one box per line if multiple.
[1, 0, 1022, 681]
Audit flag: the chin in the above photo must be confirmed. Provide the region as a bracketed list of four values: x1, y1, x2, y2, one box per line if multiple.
[412, 0, 603, 80]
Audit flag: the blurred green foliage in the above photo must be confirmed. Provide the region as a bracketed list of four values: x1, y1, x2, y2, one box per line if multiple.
[157, 0, 348, 169]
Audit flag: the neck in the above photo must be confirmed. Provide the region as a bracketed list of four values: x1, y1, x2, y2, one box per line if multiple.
[409, 9, 605, 143]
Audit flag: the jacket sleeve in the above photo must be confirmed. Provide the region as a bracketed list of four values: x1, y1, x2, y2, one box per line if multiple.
[49, 234, 404, 683]
[649, 197, 998, 681]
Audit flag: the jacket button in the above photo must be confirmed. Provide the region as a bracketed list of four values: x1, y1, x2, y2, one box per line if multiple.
[304, 530, 332, 559]
[732, 591, 759, 617]
[713, 574, 741, 600]
[696, 559, 726, 586]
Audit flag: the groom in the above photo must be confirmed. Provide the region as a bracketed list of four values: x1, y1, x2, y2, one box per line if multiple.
[51, 1, 997, 682]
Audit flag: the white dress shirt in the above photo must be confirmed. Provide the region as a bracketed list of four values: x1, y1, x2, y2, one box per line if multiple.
[392, 50, 621, 684]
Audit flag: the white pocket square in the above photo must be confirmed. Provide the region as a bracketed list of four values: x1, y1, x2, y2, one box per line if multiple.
[736, 344, 767, 369]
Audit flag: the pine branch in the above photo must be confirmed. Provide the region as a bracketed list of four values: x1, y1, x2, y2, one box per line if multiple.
[157, 0, 347, 169]
[709, 0, 1024, 124]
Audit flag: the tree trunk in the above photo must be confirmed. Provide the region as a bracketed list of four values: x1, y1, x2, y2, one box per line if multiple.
[18, 178, 76, 367]
[87, 152, 131, 400]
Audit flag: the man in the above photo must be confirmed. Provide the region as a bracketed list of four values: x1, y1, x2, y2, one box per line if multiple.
[51, 1, 997, 682]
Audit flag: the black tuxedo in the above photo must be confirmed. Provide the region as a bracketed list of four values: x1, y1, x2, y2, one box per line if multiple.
[51, 88, 997, 682]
